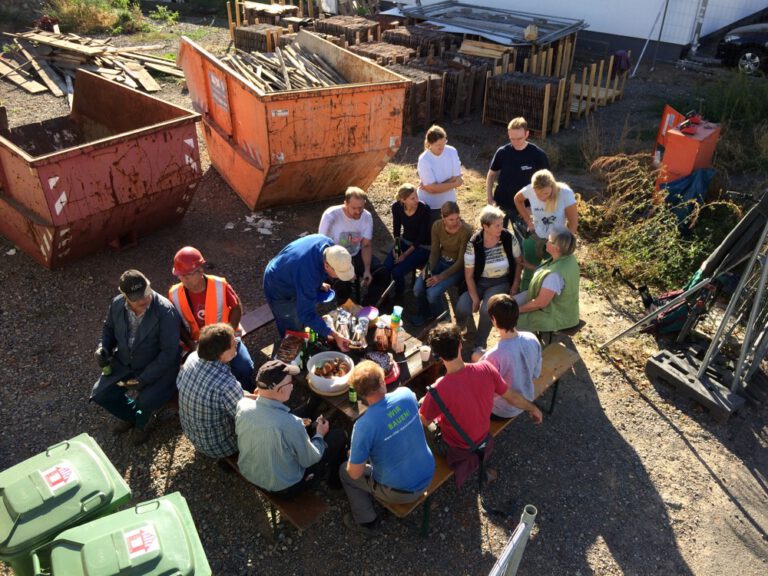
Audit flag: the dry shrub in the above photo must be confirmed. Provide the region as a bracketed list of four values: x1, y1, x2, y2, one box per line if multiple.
[44, 0, 118, 33]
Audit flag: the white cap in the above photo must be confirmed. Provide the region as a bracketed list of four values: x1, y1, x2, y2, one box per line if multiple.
[325, 245, 355, 281]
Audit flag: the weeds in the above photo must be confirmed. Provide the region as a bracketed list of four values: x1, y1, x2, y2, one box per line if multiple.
[148, 5, 179, 25]
[582, 152, 741, 289]
[44, 0, 147, 34]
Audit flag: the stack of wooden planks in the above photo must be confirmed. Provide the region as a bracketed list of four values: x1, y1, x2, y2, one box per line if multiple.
[348, 41, 416, 66]
[387, 63, 444, 135]
[234, 24, 285, 53]
[242, 1, 301, 25]
[221, 43, 347, 92]
[0, 30, 182, 101]
[314, 15, 380, 45]
[382, 25, 455, 58]
[407, 55, 488, 120]
[483, 72, 571, 139]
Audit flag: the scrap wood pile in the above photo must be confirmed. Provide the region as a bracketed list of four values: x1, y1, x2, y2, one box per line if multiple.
[0, 30, 182, 99]
[222, 42, 347, 92]
[314, 15, 380, 44]
[347, 41, 416, 65]
[382, 25, 455, 57]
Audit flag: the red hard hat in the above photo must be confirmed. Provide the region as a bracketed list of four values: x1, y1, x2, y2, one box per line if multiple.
[173, 246, 205, 276]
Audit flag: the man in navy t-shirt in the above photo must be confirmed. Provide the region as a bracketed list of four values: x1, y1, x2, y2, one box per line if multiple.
[486, 117, 550, 230]
[340, 361, 435, 536]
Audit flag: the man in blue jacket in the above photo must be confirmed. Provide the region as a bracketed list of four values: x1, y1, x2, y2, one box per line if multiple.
[263, 234, 352, 350]
[91, 270, 181, 445]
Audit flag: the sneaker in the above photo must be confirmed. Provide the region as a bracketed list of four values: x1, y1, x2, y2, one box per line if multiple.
[112, 420, 134, 436]
[343, 512, 381, 537]
[131, 427, 152, 446]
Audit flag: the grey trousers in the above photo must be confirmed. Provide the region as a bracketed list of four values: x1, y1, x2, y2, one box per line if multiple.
[339, 463, 423, 524]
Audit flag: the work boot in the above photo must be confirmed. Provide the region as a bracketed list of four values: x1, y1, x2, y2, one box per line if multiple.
[112, 419, 134, 436]
[343, 513, 381, 538]
[131, 427, 152, 446]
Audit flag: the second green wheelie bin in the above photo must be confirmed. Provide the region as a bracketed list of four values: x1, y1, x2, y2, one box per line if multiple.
[0, 433, 131, 576]
[34, 492, 211, 575]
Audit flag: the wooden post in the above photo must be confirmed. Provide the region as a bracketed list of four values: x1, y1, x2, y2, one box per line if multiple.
[569, 32, 578, 73]
[586, 62, 596, 115]
[540, 81, 551, 140]
[552, 77, 566, 134]
[601, 55, 614, 106]
[235, 0, 241, 28]
[522, 57, 529, 74]
[554, 40, 563, 77]
[424, 77, 431, 130]
[308, 0, 314, 19]
[545, 47, 553, 76]
[226, 2, 235, 41]
[565, 73, 575, 128]
[617, 50, 631, 99]
[482, 70, 491, 125]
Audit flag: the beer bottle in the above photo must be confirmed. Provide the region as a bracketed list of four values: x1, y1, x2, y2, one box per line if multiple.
[423, 261, 431, 280]
[348, 385, 357, 405]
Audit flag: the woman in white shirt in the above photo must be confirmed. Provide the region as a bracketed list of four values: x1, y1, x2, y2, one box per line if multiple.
[417, 125, 464, 223]
[514, 169, 578, 290]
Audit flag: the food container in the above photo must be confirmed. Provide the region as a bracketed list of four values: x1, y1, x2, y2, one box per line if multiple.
[306, 351, 355, 396]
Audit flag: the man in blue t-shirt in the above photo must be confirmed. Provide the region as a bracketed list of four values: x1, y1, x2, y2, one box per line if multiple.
[340, 361, 435, 536]
[486, 117, 550, 230]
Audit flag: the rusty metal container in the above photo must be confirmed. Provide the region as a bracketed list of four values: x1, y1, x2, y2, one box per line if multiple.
[177, 30, 408, 211]
[0, 70, 201, 269]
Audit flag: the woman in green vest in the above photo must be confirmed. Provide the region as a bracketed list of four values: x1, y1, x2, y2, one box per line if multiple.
[515, 228, 580, 333]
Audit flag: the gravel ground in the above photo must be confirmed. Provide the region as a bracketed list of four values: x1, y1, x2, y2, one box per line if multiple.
[1, 15, 767, 576]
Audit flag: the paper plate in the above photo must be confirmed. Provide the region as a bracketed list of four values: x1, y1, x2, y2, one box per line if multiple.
[316, 288, 336, 303]
[357, 306, 379, 322]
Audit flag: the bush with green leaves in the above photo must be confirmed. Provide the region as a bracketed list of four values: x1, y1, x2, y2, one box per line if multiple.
[44, 0, 148, 34]
[148, 5, 180, 25]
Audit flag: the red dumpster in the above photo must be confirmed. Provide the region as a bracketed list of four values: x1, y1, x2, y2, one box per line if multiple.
[0, 70, 201, 269]
[177, 30, 408, 210]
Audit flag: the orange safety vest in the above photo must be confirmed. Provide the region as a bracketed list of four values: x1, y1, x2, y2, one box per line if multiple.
[169, 275, 231, 341]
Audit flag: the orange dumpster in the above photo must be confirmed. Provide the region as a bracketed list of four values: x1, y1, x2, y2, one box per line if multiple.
[0, 70, 201, 269]
[177, 30, 408, 210]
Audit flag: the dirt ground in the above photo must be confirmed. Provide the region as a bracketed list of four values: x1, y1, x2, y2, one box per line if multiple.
[0, 15, 766, 576]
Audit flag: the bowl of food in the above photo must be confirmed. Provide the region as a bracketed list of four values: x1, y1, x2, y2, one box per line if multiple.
[306, 351, 355, 396]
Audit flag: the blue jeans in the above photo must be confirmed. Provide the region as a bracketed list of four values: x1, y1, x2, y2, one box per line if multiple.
[266, 295, 303, 339]
[413, 257, 462, 317]
[456, 277, 511, 349]
[383, 240, 430, 297]
[91, 377, 176, 430]
[230, 338, 255, 392]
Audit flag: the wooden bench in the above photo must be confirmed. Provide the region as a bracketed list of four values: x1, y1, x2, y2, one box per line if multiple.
[377, 342, 582, 535]
[223, 456, 327, 534]
[241, 303, 274, 336]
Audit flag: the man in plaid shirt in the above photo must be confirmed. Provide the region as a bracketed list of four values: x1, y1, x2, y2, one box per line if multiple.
[177, 323, 253, 459]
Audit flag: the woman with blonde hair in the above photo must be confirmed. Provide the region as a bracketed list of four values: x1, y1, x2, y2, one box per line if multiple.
[383, 183, 431, 301]
[417, 125, 464, 223]
[513, 169, 578, 290]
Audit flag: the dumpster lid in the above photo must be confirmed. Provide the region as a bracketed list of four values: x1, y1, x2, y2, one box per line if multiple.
[0, 434, 131, 557]
[47, 493, 211, 576]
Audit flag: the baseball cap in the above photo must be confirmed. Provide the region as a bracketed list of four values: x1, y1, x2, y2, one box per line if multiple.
[119, 270, 152, 301]
[256, 359, 300, 389]
[325, 245, 355, 282]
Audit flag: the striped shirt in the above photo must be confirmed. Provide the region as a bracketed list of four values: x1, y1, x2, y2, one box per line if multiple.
[236, 397, 325, 492]
[177, 352, 243, 458]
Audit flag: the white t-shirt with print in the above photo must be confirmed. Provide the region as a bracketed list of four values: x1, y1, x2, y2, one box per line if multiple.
[465, 238, 521, 279]
[521, 183, 576, 238]
[318, 205, 373, 257]
[417, 144, 462, 210]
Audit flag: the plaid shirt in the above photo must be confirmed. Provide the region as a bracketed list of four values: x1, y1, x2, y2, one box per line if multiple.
[177, 352, 243, 458]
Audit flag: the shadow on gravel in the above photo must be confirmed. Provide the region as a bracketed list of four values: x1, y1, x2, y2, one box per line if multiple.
[481, 340, 694, 575]
[606, 354, 768, 546]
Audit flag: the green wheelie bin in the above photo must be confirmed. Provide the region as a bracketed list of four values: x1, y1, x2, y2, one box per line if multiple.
[34, 492, 211, 575]
[0, 433, 131, 576]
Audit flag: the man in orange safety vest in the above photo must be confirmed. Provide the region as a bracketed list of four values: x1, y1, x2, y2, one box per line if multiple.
[169, 246, 255, 391]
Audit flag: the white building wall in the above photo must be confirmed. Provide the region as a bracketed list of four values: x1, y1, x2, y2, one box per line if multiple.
[404, 0, 767, 46]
